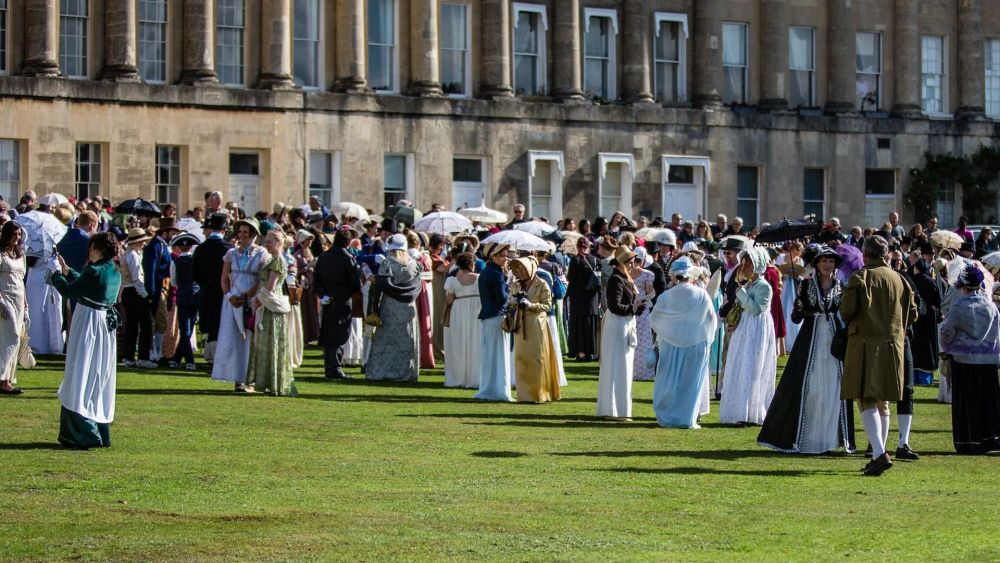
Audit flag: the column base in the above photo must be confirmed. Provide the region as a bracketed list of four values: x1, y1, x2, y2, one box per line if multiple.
[758, 98, 789, 111]
[890, 103, 923, 119]
[256, 73, 297, 90]
[478, 84, 514, 99]
[824, 101, 858, 115]
[178, 68, 219, 86]
[408, 81, 444, 97]
[21, 58, 60, 78]
[100, 64, 141, 82]
[333, 77, 371, 94]
[555, 88, 586, 103]
[954, 106, 986, 120]
[628, 92, 656, 105]
[693, 93, 723, 110]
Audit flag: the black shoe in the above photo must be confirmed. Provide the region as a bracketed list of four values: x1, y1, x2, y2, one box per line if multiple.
[864, 444, 873, 459]
[863, 453, 893, 476]
[0, 387, 23, 395]
[326, 368, 350, 379]
[895, 444, 920, 460]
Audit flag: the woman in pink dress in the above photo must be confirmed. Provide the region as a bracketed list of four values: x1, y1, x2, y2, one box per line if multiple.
[763, 251, 786, 355]
[408, 231, 436, 369]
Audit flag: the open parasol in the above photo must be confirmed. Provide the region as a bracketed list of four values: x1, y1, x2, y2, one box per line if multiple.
[980, 251, 1000, 271]
[835, 244, 865, 279]
[754, 218, 823, 244]
[175, 216, 206, 242]
[412, 211, 473, 234]
[513, 221, 557, 237]
[635, 227, 662, 240]
[557, 231, 583, 255]
[481, 230, 551, 253]
[458, 205, 509, 224]
[331, 202, 369, 220]
[37, 193, 70, 207]
[930, 230, 964, 251]
[115, 198, 162, 218]
[386, 204, 423, 228]
[14, 210, 68, 260]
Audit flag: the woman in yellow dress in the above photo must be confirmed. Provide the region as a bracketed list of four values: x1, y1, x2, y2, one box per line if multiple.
[509, 257, 561, 403]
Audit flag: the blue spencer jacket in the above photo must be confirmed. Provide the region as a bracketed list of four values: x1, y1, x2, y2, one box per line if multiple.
[142, 236, 172, 304]
[477, 261, 508, 320]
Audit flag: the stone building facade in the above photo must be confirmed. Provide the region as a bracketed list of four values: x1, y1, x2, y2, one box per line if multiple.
[0, 0, 999, 228]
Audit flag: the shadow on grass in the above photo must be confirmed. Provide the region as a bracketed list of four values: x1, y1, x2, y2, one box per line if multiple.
[117, 389, 247, 397]
[292, 377, 449, 390]
[297, 393, 482, 404]
[0, 442, 67, 451]
[399, 412, 661, 428]
[552, 449, 841, 461]
[592, 466, 839, 477]
[471, 451, 528, 458]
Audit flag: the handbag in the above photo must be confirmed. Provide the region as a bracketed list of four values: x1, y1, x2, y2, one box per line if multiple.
[501, 307, 521, 334]
[830, 319, 848, 362]
[644, 345, 659, 370]
[287, 285, 303, 306]
[18, 326, 35, 370]
[725, 300, 743, 329]
[583, 257, 601, 293]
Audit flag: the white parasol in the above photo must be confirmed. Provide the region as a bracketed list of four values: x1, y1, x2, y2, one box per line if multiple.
[331, 202, 370, 220]
[458, 205, 509, 224]
[15, 210, 68, 260]
[37, 193, 70, 207]
[635, 227, 662, 240]
[558, 231, 584, 255]
[175, 216, 206, 242]
[481, 230, 551, 253]
[930, 230, 964, 251]
[980, 251, 1000, 271]
[412, 211, 474, 234]
[513, 221, 557, 237]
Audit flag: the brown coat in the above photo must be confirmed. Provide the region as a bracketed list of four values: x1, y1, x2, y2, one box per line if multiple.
[840, 260, 918, 401]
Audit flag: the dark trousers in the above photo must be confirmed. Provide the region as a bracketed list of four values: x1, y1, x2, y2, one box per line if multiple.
[324, 346, 345, 376]
[322, 298, 354, 377]
[122, 288, 152, 361]
[898, 337, 915, 416]
[172, 304, 199, 365]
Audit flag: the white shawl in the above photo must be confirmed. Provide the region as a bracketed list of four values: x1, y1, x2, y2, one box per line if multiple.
[649, 282, 718, 349]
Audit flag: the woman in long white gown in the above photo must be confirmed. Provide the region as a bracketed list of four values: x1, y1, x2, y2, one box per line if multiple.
[0, 222, 28, 394]
[597, 246, 643, 420]
[26, 254, 64, 355]
[631, 248, 657, 381]
[720, 246, 778, 426]
[443, 253, 481, 388]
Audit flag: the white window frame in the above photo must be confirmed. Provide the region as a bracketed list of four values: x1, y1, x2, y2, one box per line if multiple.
[368, 0, 400, 94]
[0, 139, 20, 203]
[293, 0, 323, 90]
[154, 145, 181, 206]
[661, 154, 710, 222]
[583, 8, 618, 101]
[788, 26, 815, 107]
[653, 12, 688, 103]
[75, 142, 102, 201]
[440, 2, 471, 98]
[138, 0, 168, 84]
[60, 0, 89, 79]
[855, 31, 882, 111]
[921, 35, 948, 117]
[512, 3, 548, 96]
[451, 156, 488, 209]
[383, 153, 415, 208]
[597, 153, 633, 217]
[526, 150, 563, 221]
[0, 0, 9, 75]
[987, 38, 1000, 118]
[307, 150, 342, 207]
[215, 0, 246, 87]
[721, 21, 748, 104]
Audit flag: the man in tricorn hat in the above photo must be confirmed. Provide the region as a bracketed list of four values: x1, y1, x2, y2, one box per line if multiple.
[192, 213, 233, 366]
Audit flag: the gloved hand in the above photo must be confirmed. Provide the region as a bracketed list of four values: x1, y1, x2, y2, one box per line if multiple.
[517, 298, 528, 310]
[320, 296, 331, 306]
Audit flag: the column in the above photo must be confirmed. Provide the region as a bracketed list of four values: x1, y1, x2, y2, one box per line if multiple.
[553, 0, 583, 101]
[890, 0, 920, 116]
[101, 0, 140, 81]
[956, 0, 985, 118]
[621, 0, 653, 103]
[257, 0, 295, 89]
[334, 0, 368, 92]
[758, 0, 787, 110]
[409, 0, 443, 96]
[478, 0, 513, 98]
[692, 0, 722, 108]
[22, 0, 59, 77]
[179, 0, 218, 84]
[825, 0, 855, 113]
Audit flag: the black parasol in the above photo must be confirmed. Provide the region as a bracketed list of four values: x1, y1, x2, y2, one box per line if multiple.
[115, 198, 162, 218]
[754, 218, 823, 244]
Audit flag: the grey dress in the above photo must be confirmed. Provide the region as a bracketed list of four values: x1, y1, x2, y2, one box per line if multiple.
[366, 255, 422, 382]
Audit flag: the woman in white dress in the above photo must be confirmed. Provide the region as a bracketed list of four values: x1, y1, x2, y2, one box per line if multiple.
[630, 247, 656, 381]
[720, 245, 778, 426]
[776, 242, 805, 353]
[26, 253, 64, 355]
[0, 222, 28, 395]
[211, 218, 267, 391]
[597, 246, 644, 420]
[443, 253, 481, 388]
[284, 241, 304, 369]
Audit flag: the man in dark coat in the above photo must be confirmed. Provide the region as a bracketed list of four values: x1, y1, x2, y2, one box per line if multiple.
[643, 241, 667, 302]
[192, 213, 233, 367]
[313, 228, 362, 379]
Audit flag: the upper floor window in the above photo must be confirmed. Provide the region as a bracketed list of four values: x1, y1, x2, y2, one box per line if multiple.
[138, 0, 168, 83]
[216, 0, 245, 86]
[76, 142, 101, 201]
[856, 32, 881, 111]
[155, 146, 181, 206]
[803, 168, 825, 218]
[986, 39, 1000, 117]
[512, 3, 547, 96]
[583, 9, 617, 100]
[722, 22, 748, 104]
[788, 26, 815, 107]
[440, 3, 469, 96]
[653, 13, 687, 103]
[383, 154, 411, 208]
[0, 0, 9, 75]
[0, 139, 19, 204]
[60, 0, 89, 79]
[294, 0, 322, 88]
[368, 0, 398, 92]
[921, 35, 946, 115]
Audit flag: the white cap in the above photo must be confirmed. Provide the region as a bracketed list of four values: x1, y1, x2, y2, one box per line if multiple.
[386, 233, 408, 252]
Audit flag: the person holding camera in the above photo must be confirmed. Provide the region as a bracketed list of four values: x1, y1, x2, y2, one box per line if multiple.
[508, 257, 561, 403]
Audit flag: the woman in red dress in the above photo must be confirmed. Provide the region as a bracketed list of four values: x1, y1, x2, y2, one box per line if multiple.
[407, 231, 436, 369]
[763, 249, 787, 355]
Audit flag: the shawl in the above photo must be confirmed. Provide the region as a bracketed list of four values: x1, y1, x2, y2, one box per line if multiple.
[649, 282, 718, 349]
[375, 256, 423, 303]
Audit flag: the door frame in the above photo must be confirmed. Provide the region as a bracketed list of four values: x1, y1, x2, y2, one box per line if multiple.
[661, 155, 711, 221]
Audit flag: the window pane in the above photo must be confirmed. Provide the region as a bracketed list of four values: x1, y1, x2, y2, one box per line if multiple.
[655, 21, 679, 61]
[229, 153, 259, 175]
[736, 200, 757, 228]
[723, 66, 746, 104]
[737, 166, 757, 199]
[514, 54, 537, 95]
[368, 0, 394, 45]
[293, 0, 321, 87]
[532, 160, 551, 197]
[440, 4, 466, 50]
[584, 17, 608, 58]
[440, 4, 468, 95]
[667, 165, 693, 184]
[368, 45, 393, 90]
[452, 158, 482, 183]
[856, 32, 879, 73]
[603, 164, 622, 198]
[803, 169, 824, 201]
[0, 139, 19, 202]
[384, 155, 405, 190]
[310, 152, 331, 186]
[865, 170, 895, 195]
[789, 27, 814, 70]
[788, 70, 812, 107]
[722, 23, 746, 66]
[513, 12, 537, 54]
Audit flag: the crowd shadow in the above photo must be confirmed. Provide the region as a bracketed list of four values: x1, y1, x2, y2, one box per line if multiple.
[0, 442, 67, 451]
[470, 451, 528, 458]
[591, 466, 839, 477]
[298, 393, 481, 405]
[550, 448, 851, 462]
[398, 412, 661, 428]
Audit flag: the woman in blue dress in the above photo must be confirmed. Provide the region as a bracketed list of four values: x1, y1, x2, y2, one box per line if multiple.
[650, 258, 718, 428]
[475, 242, 514, 401]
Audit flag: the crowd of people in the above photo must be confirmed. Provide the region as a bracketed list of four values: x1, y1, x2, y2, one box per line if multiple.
[1, 190, 999, 475]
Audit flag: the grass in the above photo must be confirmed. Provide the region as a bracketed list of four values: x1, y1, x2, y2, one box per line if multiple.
[2, 349, 999, 561]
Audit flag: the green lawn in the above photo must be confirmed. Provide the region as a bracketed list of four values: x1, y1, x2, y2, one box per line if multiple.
[2, 350, 999, 561]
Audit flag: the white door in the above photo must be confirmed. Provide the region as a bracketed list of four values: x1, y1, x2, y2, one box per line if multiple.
[229, 176, 261, 214]
[663, 184, 701, 222]
[864, 196, 895, 230]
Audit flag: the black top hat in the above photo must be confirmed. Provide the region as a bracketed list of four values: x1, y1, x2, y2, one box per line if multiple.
[307, 211, 325, 224]
[202, 212, 228, 231]
[643, 241, 661, 255]
[720, 237, 747, 251]
[170, 233, 201, 248]
[960, 241, 975, 253]
[919, 242, 934, 255]
[379, 217, 398, 234]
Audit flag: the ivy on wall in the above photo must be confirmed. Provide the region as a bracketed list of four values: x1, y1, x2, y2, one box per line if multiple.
[905, 146, 1000, 224]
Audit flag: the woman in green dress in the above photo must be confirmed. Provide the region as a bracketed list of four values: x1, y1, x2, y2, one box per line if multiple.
[246, 230, 296, 396]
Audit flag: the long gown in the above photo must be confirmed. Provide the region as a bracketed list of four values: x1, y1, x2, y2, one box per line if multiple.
[757, 277, 852, 453]
[443, 275, 482, 388]
[27, 256, 64, 354]
[415, 253, 436, 369]
[764, 265, 786, 344]
[567, 254, 600, 358]
[366, 256, 421, 382]
[632, 269, 656, 381]
[211, 245, 267, 384]
[0, 252, 27, 385]
[297, 252, 321, 344]
[776, 256, 803, 352]
[510, 277, 561, 403]
[650, 283, 718, 428]
[719, 277, 777, 425]
[246, 256, 296, 396]
[597, 271, 639, 418]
